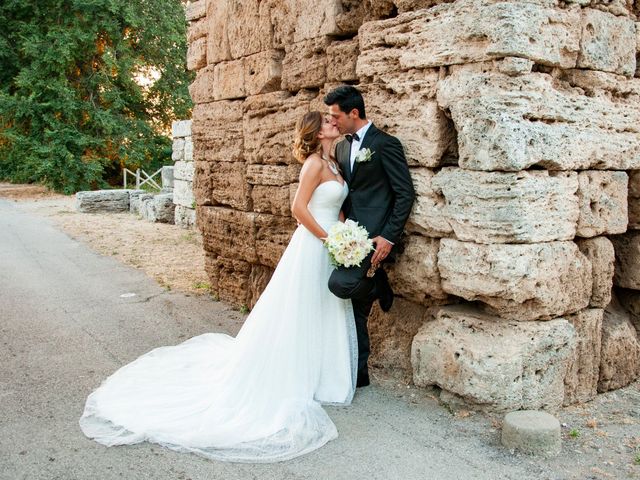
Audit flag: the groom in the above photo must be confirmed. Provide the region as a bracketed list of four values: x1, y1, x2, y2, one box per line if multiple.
[324, 86, 415, 388]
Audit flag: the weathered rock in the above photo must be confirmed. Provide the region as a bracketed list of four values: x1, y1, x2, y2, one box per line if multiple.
[198, 207, 257, 263]
[411, 305, 576, 411]
[209, 161, 251, 211]
[243, 90, 316, 165]
[244, 50, 285, 96]
[577, 8, 636, 77]
[138, 195, 157, 222]
[432, 168, 579, 244]
[206, 0, 231, 64]
[363, 83, 453, 167]
[172, 120, 192, 138]
[187, 17, 207, 43]
[174, 161, 194, 183]
[206, 255, 252, 307]
[248, 264, 274, 309]
[495, 56, 535, 76]
[438, 239, 592, 321]
[405, 168, 452, 238]
[576, 170, 628, 238]
[213, 59, 245, 100]
[189, 65, 215, 104]
[628, 170, 640, 229]
[226, 0, 271, 59]
[368, 299, 430, 381]
[617, 287, 640, 335]
[437, 66, 640, 171]
[563, 308, 603, 405]
[161, 166, 174, 190]
[192, 100, 243, 164]
[128, 190, 148, 215]
[174, 205, 196, 229]
[326, 38, 359, 83]
[576, 237, 615, 308]
[172, 138, 185, 162]
[358, 0, 581, 71]
[75, 190, 130, 213]
[394, 0, 454, 14]
[185, 0, 206, 21]
[611, 231, 640, 289]
[173, 179, 196, 209]
[501, 411, 561, 457]
[251, 185, 291, 216]
[282, 37, 329, 91]
[184, 138, 194, 162]
[387, 236, 448, 304]
[187, 36, 207, 71]
[246, 164, 291, 186]
[254, 214, 297, 268]
[598, 298, 640, 392]
[153, 193, 175, 223]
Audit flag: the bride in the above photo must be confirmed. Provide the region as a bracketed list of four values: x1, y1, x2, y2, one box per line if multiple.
[79, 111, 357, 463]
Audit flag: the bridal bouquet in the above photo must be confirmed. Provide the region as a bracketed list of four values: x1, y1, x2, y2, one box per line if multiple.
[324, 219, 374, 268]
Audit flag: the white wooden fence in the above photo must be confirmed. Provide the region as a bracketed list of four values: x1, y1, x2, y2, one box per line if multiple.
[123, 167, 162, 191]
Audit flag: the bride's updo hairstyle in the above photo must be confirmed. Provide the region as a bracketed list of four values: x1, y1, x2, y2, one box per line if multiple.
[293, 111, 323, 163]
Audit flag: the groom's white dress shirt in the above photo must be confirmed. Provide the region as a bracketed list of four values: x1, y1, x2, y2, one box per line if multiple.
[348, 121, 373, 171]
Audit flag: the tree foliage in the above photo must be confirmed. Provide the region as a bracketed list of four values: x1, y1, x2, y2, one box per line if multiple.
[0, 0, 193, 193]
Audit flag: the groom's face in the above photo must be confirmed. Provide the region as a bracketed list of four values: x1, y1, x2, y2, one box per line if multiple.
[328, 104, 357, 135]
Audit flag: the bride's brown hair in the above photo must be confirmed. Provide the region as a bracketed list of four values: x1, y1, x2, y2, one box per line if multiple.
[293, 111, 323, 163]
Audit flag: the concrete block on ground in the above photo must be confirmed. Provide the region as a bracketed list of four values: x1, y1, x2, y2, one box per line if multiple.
[501, 411, 561, 457]
[161, 166, 174, 190]
[75, 190, 131, 213]
[175, 205, 196, 229]
[153, 193, 175, 224]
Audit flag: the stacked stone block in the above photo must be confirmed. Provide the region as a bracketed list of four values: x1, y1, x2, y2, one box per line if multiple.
[172, 120, 196, 228]
[187, 0, 640, 409]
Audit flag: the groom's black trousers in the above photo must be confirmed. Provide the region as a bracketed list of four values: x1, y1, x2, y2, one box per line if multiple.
[328, 252, 376, 379]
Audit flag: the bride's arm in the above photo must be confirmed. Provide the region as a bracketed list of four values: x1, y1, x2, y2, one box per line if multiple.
[339, 210, 345, 222]
[291, 156, 329, 240]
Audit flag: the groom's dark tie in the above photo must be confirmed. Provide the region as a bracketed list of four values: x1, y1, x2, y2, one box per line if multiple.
[345, 133, 360, 143]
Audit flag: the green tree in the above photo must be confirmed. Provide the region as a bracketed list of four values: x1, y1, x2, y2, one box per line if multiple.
[0, 0, 193, 193]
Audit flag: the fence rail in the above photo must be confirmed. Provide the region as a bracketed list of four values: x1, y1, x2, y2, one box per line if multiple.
[123, 167, 162, 191]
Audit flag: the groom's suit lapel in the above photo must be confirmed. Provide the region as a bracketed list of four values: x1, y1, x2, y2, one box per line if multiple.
[350, 124, 379, 181]
[337, 139, 351, 183]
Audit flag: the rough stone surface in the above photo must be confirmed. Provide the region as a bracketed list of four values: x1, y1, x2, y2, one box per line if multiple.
[192, 100, 243, 164]
[437, 65, 640, 171]
[174, 161, 195, 183]
[611, 231, 640, 290]
[358, 0, 581, 71]
[198, 207, 257, 263]
[282, 37, 329, 91]
[75, 190, 130, 213]
[563, 308, 603, 405]
[244, 50, 285, 96]
[128, 190, 150, 215]
[617, 287, 640, 335]
[598, 298, 640, 392]
[628, 170, 640, 229]
[577, 8, 637, 77]
[174, 205, 196, 229]
[173, 179, 196, 209]
[187, 36, 207, 71]
[368, 299, 430, 381]
[251, 185, 291, 216]
[326, 38, 359, 82]
[213, 59, 245, 100]
[576, 170, 628, 238]
[501, 411, 562, 457]
[188, 65, 215, 104]
[438, 239, 592, 321]
[363, 84, 453, 168]
[153, 193, 175, 224]
[432, 168, 579, 244]
[387, 236, 448, 305]
[575, 237, 615, 308]
[411, 305, 576, 411]
[206, 255, 252, 307]
[405, 168, 452, 238]
[254, 214, 297, 268]
[185, 0, 206, 21]
[248, 264, 274, 309]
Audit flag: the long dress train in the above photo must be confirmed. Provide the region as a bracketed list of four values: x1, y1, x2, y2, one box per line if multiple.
[79, 180, 357, 463]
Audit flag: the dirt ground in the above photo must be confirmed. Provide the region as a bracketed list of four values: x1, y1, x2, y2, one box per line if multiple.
[2, 182, 639, 479]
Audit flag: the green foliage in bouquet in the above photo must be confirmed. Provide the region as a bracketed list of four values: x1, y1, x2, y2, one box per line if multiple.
[0, 0, 193, 193]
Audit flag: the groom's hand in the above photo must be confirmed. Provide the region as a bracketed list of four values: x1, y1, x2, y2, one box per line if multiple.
[371, 236, 392, 264]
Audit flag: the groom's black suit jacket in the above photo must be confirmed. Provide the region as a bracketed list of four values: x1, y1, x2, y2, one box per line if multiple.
[336, 124, 415, 249]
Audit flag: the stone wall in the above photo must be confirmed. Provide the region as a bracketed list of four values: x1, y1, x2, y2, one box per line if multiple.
[172, 120, 196, 228]
[186, 0, 640, 411]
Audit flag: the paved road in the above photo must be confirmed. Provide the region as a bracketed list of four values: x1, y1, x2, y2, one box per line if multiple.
[0, 198, 561, 480]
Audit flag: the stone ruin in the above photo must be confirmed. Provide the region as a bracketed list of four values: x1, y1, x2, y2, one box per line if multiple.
[185, 0, 640, 411]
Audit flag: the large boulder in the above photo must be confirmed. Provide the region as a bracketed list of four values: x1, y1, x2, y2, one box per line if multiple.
[438, 239, 592, 321]
[75, 190, 131, 213]
[411, 305, 576, 411]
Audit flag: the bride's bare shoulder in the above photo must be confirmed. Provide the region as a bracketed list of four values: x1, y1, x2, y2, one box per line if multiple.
[300, 153, 323, 175]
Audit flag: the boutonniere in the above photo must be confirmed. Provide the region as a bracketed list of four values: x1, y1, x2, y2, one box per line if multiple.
[355, 148, 374, 163]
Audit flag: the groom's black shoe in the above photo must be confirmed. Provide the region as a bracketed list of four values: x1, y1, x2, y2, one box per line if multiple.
[356, 371, 370, 388]
[374, 268, 394, 312]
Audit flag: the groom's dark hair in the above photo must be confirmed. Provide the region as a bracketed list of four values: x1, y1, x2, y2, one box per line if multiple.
[324, 86, 366, 119]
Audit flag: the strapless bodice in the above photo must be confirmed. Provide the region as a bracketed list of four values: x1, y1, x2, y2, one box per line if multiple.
[308, 181, 348, 228]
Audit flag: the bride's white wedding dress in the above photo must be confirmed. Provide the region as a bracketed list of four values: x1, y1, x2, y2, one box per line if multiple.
[79, 180, 357, 463]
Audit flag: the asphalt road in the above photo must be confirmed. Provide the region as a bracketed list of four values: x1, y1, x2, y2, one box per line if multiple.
[0, 198, 561, 480]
